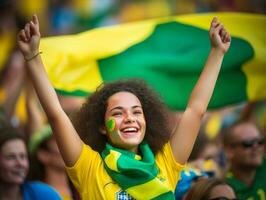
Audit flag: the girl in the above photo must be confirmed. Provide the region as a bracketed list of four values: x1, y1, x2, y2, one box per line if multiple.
[17, 15, 230, 199]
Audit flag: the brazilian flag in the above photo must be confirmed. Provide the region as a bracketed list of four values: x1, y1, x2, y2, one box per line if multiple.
[40, 12, 266, 110]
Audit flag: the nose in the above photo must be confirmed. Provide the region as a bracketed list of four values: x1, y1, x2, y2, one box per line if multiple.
[15, 156, 28, 167]
[124, 112, 135, 123]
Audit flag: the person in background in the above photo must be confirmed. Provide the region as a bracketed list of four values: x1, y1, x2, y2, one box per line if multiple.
[175, 166, 209, 200]
[222, 120, 266, 200]
[188, 131, 223, 178]
[184, 178, 237, 200]
[24, 78, 80, 200]
[0, 125, 62, 200]
[28, 125, 80, 200]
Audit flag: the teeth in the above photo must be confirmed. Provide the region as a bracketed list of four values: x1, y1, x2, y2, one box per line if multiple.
[123, 127, 137, 132]
[19, 171, 26, 178]
[14, 170, 26, 178]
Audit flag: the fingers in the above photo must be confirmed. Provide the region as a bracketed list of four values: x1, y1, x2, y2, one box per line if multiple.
[210, 16, 218, 28]
[31, 14, 40, 34]
[210, 17, 231, 43]
[209, 17, 220, 38]
[30, 21, 40, 36]
[215, 23, 224, 33]
[19, 14, 40, 42]
[18, 29, 27, 42]
[25, 23, 31, 40]
[218, 25, 231, 43]
[224, 32, 231, 43]
[32, 14, 39, 26]
[221, 28, 227, 40]
[221, 28, 230, 43]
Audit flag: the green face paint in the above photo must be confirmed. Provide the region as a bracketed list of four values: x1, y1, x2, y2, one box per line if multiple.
[106, 118, 116, 132]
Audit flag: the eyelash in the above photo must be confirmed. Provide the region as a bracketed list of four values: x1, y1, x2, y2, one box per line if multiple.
[134, 110, 142, 114]
[112, 112, 122, 116]
[111, 110, 142, 116]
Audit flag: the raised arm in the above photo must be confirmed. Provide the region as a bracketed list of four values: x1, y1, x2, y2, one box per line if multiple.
[17, 15, 83, 166]
[170, 17, 231, 164]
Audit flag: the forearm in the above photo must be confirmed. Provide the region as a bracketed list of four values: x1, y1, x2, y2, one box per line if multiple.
[171, 17, 230, 164]
[171, 49, 225, 164]
[3, 78, 24, 119]
[25, 55, 62, 120]
[25, 81, 44, 135]
[17, 15, 84, 166]
[187, 48, 224, 114]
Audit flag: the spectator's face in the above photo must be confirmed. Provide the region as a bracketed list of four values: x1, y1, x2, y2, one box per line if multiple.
[200, 143, 220, 163]
[0, 139, 29, 184]
[103, 91, 146, 153]
[229, 122, 264, 169]
[209, 184, 236, 200]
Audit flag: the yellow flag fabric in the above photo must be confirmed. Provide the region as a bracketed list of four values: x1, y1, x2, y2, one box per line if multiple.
[40, 12, 266, 110]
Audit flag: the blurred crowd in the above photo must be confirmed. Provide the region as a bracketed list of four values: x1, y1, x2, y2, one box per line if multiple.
[1, 0, 266, 70]
[0, 0, 265, 200]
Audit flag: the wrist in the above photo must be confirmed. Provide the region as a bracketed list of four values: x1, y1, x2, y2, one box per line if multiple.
[24, 51, 42, 62]
[210, 47, 225, 56]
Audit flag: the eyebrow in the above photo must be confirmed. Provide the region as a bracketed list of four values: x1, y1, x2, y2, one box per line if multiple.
[109, 105, 142, 112]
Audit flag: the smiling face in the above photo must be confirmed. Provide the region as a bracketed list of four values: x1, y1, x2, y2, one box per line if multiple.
[229, 122, 264, 169]
[103, 91, 146, 153]
[0, 139, 29, 185]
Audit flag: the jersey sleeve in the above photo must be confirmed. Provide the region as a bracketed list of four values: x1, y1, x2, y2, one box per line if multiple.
[65, 143, 102, 194]
[155, 142, 184, 191]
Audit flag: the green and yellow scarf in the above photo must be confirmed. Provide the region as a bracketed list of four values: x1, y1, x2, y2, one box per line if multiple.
[101, 142, 175, 199]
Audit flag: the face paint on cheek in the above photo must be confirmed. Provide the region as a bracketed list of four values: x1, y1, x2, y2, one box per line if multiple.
[106, 118, 116, 132]
[106, 118, 120, 138]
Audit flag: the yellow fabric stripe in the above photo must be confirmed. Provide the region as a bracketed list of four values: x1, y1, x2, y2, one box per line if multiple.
[40, 20, 160, 93]
[134, 154, 142, 160]
[174, 13, 266, 101]
[104, 150, 121, 172]
[126, 178, 170, 199]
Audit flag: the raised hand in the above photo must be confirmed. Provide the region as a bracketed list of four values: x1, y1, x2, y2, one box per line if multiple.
[17, 15, 41, 59]
[209, 17, 231, 54]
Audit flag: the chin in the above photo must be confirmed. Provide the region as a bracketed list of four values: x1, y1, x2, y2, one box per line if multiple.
[113, 141, 139, 151]
[123, 138, 142, 146]
[5, 179, 24, 185]
[247, 160, 263, 168]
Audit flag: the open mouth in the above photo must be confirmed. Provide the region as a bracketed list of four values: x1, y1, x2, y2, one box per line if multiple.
[11, 170, 27, 179]
[121, 127, 139, 137]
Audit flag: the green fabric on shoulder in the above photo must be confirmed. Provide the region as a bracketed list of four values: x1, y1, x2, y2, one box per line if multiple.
[101, 142, 175, 199]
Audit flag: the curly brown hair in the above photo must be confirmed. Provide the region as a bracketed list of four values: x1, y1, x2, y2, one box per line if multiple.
[73, 79, 171, 154]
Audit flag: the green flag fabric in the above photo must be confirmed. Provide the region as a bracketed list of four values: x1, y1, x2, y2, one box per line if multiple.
[40, 12, 266, 110]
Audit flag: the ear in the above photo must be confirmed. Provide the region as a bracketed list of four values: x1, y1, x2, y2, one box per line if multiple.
[36, 149, 50, 164]
[100, 126, 107, 135]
